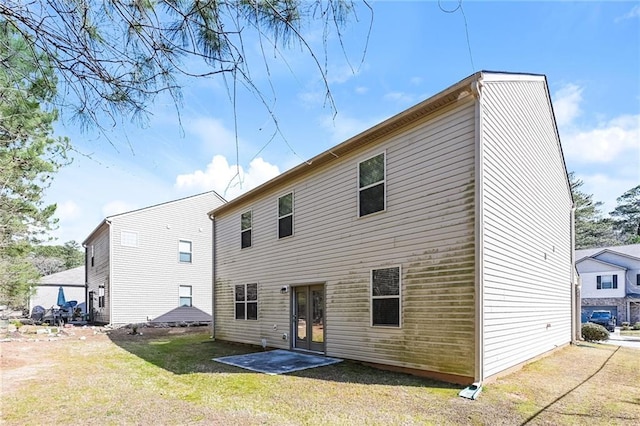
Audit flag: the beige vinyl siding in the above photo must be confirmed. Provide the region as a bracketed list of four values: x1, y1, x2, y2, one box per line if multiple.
[106, 192, 222, 325]
[480, 78, 573, 379]
[86, 224, 110, 323]
[215, 97, 477, 378]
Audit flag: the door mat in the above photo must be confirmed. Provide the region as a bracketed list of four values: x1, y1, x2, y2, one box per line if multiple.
[213, 349, 342, 375]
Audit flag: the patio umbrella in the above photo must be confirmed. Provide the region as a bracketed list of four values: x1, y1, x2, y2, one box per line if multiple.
[57, 286, 66, 307]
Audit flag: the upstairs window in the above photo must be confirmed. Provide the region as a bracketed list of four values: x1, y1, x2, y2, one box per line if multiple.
[121, 231, 138, 247]
[179, 240, 192, 263]
[278, 193, 294, 239]
[358, 152, 386, 217]
[596, 275, 617, 290]
[371, 266, 401, 327]
[179, 285, 192, 307]
[90, 245, 95, 267]
[241, 211, 252, 249]
[235, 283, 258, 320]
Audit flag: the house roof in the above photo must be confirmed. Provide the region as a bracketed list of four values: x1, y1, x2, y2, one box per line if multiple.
[209, 70, 566, 217]
[575, 244, 640, 263]
[39, 266, 85, 286]
[83, 190, 225, 245]
[575, 257, 627, 270]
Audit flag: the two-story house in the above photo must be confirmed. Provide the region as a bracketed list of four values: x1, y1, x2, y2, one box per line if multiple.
[208, 71, 576, 385]
[84, 191, 225, 325]
[575, 244, 640, 325]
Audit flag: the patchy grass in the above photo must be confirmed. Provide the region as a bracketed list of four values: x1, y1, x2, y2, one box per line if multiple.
[1, 327, 639, 425]
[620, 329, 640, 337]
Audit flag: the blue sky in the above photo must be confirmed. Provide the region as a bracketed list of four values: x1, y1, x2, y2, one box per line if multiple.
[46, 1, 640, 244]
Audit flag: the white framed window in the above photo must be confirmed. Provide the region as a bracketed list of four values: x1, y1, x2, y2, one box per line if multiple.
[358, 152, 386, 217]
[121, 230, 138, 247]
[90, 245, 95, 267]
[98, 285, 105, 308]
[278, 193, 294, 239]
[235, 283, 258, 320]
[179, 240, 192, 263]
[241, 210, 252, 249]
[371, 266, 401, 327]
[179, 285, 192, 307]
[597, 275, 617, 290]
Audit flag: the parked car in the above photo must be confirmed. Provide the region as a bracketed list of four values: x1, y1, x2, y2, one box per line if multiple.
[589, 310, 616, 332]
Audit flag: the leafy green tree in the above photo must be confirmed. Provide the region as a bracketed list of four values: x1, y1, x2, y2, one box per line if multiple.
[0, 21, 70, 308]
[30, 240, 84, 275]
[610, 185, 640, 244]
[569, 172, 618, 249]
[0, 1, 364, 128]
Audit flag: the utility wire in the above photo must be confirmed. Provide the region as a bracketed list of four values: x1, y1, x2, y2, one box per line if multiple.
[438, 0, 475, 73]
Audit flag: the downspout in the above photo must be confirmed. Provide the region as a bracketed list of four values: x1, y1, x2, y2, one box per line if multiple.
[106, 219, 113, 326]
[472, 76, 485, 383]
[211, 214, 217, 340]
[82, 243, 88, 321]
[570, 204, 579, 342]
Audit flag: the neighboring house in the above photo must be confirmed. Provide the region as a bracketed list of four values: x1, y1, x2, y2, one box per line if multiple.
[208, 71, 575, 385]
[83, 191, 225, 325]
[575, 244, 640, 325]
[30, 266, 86, 314]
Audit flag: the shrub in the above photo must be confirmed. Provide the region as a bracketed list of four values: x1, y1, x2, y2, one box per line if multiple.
[582, 323, 609, 342]
[621, 321, 630, 327]
[633, 322, 640, 330]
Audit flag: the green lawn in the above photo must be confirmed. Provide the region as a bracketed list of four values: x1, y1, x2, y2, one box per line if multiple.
[2, 327, 639, 425]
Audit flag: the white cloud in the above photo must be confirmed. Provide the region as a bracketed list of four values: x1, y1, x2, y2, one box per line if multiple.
[577, 173, 638, 216]
[55, 200, 80, 221]
[327, 64, 359, 84]
[561, 114, 640, 163]
[383, 91, 418, 104]
[175, 155, 281, 200]
[615, 4, 640, 22]
[103, 200, 139, 217]
[355, 86, 368, 95]
[553, 84, 583, 128]
[320, 113, 381, 144]
[553, 83, 640, 217]
[188, 117, 240, 153]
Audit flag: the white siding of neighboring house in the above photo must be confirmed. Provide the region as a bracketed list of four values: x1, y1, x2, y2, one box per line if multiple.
[30, 285, 85, 311]
[86, 223, 111, 323]
[577, 256, 633, 299]
[479, 75, 573, 380]
[214, 96, 478, 380]
[591, 252, 640, 295]
[107, 192, 224, 325]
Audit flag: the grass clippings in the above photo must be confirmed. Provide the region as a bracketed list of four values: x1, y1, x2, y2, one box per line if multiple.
[1, 326, 639, 425]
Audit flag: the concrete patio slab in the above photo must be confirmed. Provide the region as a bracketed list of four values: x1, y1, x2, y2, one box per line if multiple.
[213, 349, 342, 375]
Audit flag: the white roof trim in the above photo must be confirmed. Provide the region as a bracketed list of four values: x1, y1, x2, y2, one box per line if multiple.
[575, 257, 627, 270]
[591, 249, 640, 263]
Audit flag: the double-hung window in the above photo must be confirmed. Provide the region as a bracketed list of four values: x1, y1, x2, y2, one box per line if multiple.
[596, 275, 617, 290]
[241, 211, 252, 249]
[98, 285, 105, 308]
[179, 285, 192, 307]
[179, 240, 192, 263]
[358, 152, 386, 217]
[371, 266, 401, 327]
[235, 283, 258, 320]
[278, 193, 294, 239]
